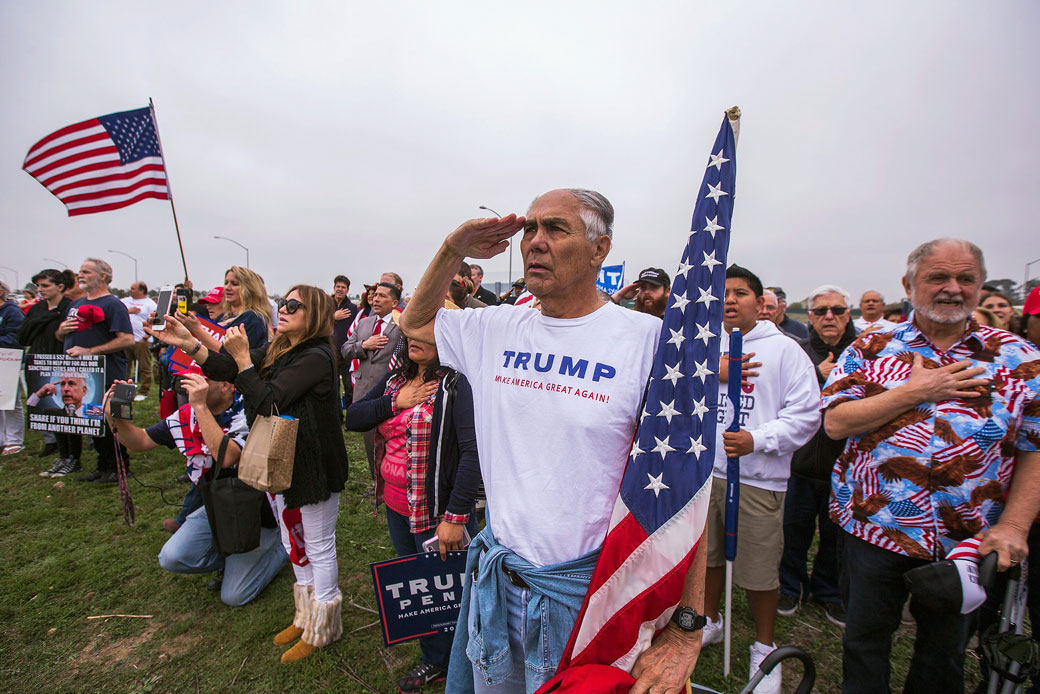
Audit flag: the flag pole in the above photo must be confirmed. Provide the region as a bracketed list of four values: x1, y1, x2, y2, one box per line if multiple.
[148, 98, 189, 282]
[723, 329, 743, 677]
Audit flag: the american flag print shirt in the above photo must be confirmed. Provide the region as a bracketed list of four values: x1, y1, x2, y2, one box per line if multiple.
[822, 316, 1040, 560]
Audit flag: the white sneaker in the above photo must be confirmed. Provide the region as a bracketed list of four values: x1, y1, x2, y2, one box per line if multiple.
[748, 641, 781, 694]
[133, 394, 147, 402]
[700, 614, 723, 646]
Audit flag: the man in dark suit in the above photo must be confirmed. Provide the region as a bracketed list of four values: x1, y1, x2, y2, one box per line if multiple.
[469, 264, 499, 306]
[341, 282, 402, 479]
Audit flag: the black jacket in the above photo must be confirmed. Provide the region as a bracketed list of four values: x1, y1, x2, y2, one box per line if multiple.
[789, 322, 857, 481]
[200, 338, 349, 509]
[18, 297, 71, 354]
[345, 368, 482, 526]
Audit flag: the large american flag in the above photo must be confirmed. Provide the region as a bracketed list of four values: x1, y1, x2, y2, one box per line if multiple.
[22, 106, 169, 216]
[542, 113, 738, 687]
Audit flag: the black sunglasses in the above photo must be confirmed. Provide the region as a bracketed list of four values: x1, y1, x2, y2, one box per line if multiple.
[810, 306, 848, 316]
[277, 298, 305, 314]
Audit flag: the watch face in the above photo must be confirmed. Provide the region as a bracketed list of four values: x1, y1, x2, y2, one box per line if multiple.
[679, 611, 696, 629]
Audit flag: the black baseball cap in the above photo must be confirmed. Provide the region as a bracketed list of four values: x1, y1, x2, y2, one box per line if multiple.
[637, 268, 670, 287]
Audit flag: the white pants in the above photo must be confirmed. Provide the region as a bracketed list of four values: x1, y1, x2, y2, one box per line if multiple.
[270, 492, 341, 603]
[0, 392, 24, 448]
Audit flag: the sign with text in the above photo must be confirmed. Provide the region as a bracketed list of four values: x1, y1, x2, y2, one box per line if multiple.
[370, 550, 468, 646]
[25, 354, 107, 436]
[0, 348, 24, 410]
[596, 263, 625, 295]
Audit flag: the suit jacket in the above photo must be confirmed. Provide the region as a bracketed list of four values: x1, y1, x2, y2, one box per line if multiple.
[341, 313, 402, 403]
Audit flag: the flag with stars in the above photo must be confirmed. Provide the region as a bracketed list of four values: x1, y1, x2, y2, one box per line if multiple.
[23, 106, 169, 216]
[541, 112, 738, 688]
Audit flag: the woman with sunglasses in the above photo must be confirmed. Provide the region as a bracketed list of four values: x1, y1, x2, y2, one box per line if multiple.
[151, 285, 348, 664]
[345, 334, 481, 693]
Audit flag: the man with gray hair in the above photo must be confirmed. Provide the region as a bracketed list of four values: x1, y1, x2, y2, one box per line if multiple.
[822, 238, 1040, 693]
[400, 189, 702, 693]
[778, 284, 857, 627]
[56, 258, 134, 483]
[853, 290, 896, 333]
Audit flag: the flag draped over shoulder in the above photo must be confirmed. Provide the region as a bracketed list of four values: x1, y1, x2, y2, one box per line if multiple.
[22, 106, 169, 216]
[539, 112, 739, 690]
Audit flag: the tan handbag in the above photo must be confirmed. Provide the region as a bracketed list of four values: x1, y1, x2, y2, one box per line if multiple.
[238, 404, 298, 493]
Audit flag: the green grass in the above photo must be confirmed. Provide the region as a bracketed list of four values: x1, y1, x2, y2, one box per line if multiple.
[0, 394, 982, 693]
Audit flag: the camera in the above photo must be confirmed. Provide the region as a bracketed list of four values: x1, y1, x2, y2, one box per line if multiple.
[109, 383, 137, 419]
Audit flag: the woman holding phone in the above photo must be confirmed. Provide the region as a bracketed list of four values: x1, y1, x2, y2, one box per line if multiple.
[150, 285, 348, 664]
[180, 266, 272, 352]
[345, 334, 481, 693]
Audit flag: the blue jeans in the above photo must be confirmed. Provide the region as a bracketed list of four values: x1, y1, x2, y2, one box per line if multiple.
[841, 532, 973, 694]
[158, 505, 288, 606]
[386, 507, 479, 670]
[780, 475, 841, 604]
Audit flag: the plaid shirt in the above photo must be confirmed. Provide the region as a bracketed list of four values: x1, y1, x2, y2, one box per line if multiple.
[823, 315, 1040, 560]
[385, 370, 471, 533]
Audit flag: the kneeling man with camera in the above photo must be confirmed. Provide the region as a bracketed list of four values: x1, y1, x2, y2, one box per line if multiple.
[104, 372, 288, 605]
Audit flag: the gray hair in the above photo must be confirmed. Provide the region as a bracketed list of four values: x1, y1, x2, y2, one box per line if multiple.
[0, 280, 8, 299]
[861, 290, 885, 302]
[470, 264, 483, 277]
[904, 239, 986, 284]
[84, 257, 113, 283]
[568, 188, 614, 241]
[807, 284, 852, 309]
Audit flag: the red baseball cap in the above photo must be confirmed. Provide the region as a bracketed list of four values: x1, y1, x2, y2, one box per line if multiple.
[198, 287, 223, 304]
[1023, 286, 1040, 316]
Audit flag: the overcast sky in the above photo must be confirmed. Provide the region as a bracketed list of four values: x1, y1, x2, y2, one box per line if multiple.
[1, 2, 1037, 304]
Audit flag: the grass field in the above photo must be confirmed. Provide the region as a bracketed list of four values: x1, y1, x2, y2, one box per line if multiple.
[0, 394, 984, 693]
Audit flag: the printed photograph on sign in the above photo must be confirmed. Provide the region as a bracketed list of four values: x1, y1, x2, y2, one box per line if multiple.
[24, 354, 108, 436]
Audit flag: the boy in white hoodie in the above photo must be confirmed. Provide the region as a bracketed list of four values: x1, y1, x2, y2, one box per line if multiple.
[700, 265, 820, 694]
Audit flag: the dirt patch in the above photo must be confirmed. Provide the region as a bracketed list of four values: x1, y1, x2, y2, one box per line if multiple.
[159, 632, 200, 657]
[73, 625, 158, 669]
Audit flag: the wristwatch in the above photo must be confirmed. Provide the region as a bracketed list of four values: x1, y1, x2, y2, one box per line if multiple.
[670, 606, 707, 633]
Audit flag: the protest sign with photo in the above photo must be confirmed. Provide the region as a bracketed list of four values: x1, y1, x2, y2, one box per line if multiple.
[25, 354, 107, 436]
[370, 550, 468, 646]
[0, 348, 24, 410]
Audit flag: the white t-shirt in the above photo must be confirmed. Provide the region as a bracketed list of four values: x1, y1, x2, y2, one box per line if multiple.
[435, 302, 660, 566]
[853, 316, 896, 333]
[122, 296, 157, 341]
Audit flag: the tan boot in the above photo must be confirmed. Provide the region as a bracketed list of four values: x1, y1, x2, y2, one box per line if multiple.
[273, 583, 312, 646]
[281, 595, 342, 664]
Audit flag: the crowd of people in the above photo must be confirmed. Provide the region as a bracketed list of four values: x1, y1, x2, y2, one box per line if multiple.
[0, 187, 1038, 694]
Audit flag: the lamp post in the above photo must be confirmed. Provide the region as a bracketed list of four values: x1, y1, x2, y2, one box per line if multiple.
[43, 258, 68, 269]
[107, 250, 138, 283]
[0, 266, 18, 289]
[1025, 258, 1040, 301]
[478, 205, 511, 286]
[213, 235, 250, 268]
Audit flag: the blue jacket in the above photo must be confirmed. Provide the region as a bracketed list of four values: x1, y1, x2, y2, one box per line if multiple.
[0, 300, 25, 349]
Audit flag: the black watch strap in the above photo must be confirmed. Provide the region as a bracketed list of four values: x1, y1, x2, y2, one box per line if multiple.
[670, 606, 707, 632]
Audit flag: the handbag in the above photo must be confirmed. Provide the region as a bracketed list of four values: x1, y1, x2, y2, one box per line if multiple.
[238, 402, 299, 493]
[199, 436, 265, 556]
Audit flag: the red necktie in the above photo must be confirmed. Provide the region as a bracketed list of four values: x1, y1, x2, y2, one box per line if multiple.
[373, 319, 382, 336]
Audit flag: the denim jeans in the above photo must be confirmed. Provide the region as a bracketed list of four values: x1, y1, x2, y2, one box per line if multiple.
[158, 505, 288, 606]
[780, 475, 841, 604]
[841, 533, 973, 694]
[386, 508, 479, 670]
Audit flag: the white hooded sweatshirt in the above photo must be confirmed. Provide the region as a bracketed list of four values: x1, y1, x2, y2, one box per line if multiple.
[712, 320, 821, 492]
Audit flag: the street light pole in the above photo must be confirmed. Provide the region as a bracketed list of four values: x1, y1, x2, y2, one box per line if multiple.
[107, 250, 139, 283]
[0, 266, 19, 289]
[213, 236, 250, 268]
[478, 205, 511, 286]
[43, 258, 68, 269]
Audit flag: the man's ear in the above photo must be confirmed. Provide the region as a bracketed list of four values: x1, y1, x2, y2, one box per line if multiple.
[590, 236, 612, 267]
[901, 275, 911, 298]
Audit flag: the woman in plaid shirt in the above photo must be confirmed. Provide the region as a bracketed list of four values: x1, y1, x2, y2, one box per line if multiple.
[346, 335, 482, 693]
